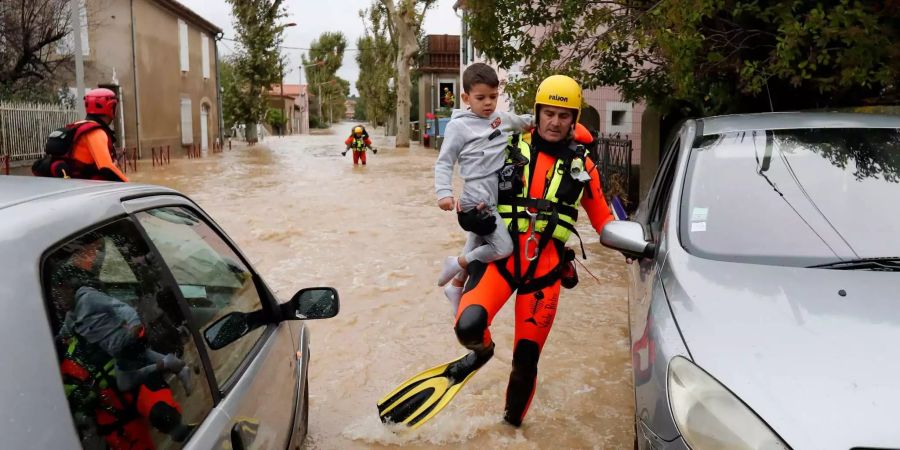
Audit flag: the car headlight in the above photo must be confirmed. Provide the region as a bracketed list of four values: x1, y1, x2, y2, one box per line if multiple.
[668, 356, 789, 450]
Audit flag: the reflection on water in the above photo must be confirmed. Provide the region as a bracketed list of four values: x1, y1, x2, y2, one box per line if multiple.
[132, 123, 633, 449]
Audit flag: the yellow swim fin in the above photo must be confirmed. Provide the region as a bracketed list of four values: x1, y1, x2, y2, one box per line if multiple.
[377, 349, 492, 429]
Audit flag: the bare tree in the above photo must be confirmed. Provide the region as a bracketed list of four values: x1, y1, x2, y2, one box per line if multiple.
[0, 0, 72, 100]
[379, 0, 435, 148]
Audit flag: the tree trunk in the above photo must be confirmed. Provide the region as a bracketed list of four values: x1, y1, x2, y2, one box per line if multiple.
[394, 49, 412, 147]
[245, 121, 258, 144]
[386, 0, 421, 148]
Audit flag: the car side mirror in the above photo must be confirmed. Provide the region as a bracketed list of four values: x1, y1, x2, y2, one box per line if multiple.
[203, 311, 250, 350]
[281, 287, 340, 320]
[601, 221, 655, 259]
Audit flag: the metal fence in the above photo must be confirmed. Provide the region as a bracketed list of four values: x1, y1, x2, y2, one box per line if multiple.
[0, 101, 79, 162]
[596, 133, 634, 200]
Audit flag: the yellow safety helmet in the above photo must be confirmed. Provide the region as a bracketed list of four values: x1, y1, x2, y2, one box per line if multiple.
[533, 75, 583, 125]
[354, 126, 363, 135]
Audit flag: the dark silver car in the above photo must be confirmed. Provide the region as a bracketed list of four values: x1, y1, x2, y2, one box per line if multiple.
[0, 177, 338, 449]
[602, 113, 900, 449]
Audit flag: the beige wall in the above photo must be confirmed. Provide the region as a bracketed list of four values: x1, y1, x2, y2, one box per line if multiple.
[75, 0, 220, 155]
[583, 87, 645, 163]
[460, 15, 511, 113]
[80, 0, 139, 149]
[133, 0, 220, 153]
[294, 91, 309, 134]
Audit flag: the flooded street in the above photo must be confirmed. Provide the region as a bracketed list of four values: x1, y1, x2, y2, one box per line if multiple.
[131, 123, 634, 449]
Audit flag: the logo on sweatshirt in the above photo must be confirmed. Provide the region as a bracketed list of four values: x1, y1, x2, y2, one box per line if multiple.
[549, 94, 569, 102]
[490, 117, 502, 129]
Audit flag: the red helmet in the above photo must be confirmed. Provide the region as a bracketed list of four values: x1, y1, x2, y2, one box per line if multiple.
[84, 88, 118, 118]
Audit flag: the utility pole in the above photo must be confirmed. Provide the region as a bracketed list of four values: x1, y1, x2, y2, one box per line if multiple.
[277, 23, 296, 135]
[71, 0, 86, 116]
[280, 73, 285, 136]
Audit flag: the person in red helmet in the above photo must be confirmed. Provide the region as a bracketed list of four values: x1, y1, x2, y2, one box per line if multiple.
[71, 88, 128, 181]
[33, 88, 128, 181]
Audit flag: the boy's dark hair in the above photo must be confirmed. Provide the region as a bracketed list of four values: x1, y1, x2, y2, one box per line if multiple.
[462, 63, 499, 93]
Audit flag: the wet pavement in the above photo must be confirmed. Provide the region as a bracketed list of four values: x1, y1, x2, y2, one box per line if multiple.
[132, 123, 634, 449]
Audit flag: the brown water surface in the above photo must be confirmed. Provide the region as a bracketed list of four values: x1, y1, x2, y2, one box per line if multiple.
[132, 123, 634, 449]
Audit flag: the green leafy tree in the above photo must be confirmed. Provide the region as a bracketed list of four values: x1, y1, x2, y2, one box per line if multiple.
[0, 0, 73, 102]
[266, 108, 287, 134]
[356, 5, 397, 127]
[464, 0, 900, 118]
[327, 78, 351, 123]
[220, 58, 239, 132]
[225, 0, 288, 143]
[377, 0, 437, 147]
[354, 95, 367, 120]
[303, 32, 349, 126]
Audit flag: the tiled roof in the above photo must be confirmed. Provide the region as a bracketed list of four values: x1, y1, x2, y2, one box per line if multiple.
[268, 84, 307, 98]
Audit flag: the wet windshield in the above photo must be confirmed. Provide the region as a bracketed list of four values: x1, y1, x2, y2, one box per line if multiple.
[681, 128, 900, 267]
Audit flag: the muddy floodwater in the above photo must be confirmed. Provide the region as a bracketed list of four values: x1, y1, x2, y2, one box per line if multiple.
[132, 123, 634, 449]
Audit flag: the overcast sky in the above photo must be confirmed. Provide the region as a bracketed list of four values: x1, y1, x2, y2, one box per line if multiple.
[179, 0, 462, 95]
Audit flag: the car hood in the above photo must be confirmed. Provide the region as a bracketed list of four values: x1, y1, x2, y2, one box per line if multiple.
[664, 250, 900, 449]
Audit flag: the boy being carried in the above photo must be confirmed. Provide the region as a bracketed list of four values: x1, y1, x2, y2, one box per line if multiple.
[434, 63, 533, 314]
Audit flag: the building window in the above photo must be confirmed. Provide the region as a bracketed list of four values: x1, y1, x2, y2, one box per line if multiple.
[179, 19, 190, 72]
[439, 81, 456, 109]
[605, 101, 632, 134]
[201, 34, 210, 79]
[181, 97, 193, 145]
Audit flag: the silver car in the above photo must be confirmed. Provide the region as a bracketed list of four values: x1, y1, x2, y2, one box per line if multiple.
[602, 113, 900, 449]
[0, 176, 338, 449]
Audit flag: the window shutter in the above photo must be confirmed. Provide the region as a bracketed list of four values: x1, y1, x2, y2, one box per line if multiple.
[181, 97, 193, 144]
[179, 19, 189, 72]
[201, 34, 210, 79]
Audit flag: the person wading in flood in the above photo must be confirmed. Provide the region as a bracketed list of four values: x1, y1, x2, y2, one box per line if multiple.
[342, 126, 376, 165]
[377, 75, 615, 428]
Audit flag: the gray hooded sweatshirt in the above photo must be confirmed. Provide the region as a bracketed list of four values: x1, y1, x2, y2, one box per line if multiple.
[61, 286, 142, 358]
[434, 109, 533, 210]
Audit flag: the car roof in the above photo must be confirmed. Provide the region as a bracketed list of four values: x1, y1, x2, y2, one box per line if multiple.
[699, 112, 900, 136]
[0, 176, 178, 211]
[0, 176, 187, 449]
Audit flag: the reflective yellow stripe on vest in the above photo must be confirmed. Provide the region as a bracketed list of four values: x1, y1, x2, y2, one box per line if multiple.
[65, 337, 117, 389]
[497, 139, 583, 243]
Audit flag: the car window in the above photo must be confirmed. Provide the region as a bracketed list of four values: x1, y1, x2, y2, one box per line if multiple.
[648, 137, 681, 240]
[42, 218, 213, 450]
[681, 128, 900, 266]
[135, 206, 267, 387]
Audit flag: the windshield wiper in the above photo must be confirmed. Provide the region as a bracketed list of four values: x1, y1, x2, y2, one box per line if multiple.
[808, 257, 900, 271]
